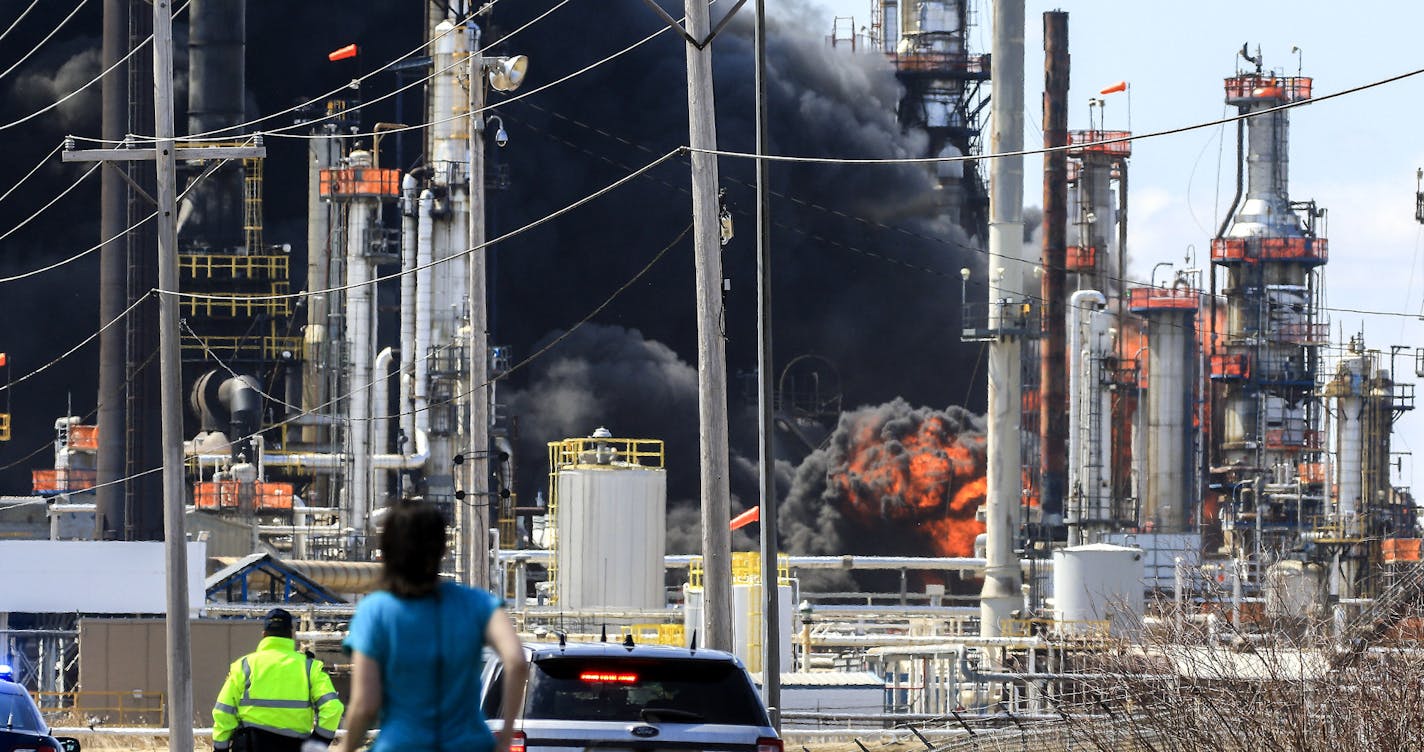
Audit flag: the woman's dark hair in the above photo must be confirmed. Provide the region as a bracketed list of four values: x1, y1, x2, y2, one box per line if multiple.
[379, 500, 448, 598]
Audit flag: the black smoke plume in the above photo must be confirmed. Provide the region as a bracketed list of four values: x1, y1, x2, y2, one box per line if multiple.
[0, 2, 995, 562]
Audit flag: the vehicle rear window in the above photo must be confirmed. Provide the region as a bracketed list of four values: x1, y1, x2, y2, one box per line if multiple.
[0, 692, 43, 732]
[523, 656, 768, 725]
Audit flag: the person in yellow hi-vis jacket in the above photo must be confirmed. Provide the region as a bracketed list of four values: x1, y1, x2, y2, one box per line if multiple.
[213, 608, 345, 752]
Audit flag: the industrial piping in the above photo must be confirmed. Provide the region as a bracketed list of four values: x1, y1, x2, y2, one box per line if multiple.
[399, 174, 419, 446]
[345, 156, 374, 532]
[1066, 289, 1106, 545]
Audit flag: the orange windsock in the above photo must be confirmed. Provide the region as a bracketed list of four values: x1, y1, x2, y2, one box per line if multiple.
[328, 44, 359, 62]
[730, 506, 760, 531]
[1100, 80, 1128, 95]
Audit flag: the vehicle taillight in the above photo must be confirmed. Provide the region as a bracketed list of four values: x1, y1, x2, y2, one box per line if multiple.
[756, 737, 783, 752]
[508, 730, 527, 752]
[578, 671, 638, 683]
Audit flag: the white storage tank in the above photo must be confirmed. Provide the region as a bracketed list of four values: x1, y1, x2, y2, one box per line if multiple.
[549, 429, 666, 611]
[684, 552, 794, 673]
[1265, 560, 1327, 620]
[1052, 543, 1145, 637]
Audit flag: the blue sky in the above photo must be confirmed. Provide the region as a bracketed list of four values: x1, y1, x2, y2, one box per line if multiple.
[809, 0, 1424, 497]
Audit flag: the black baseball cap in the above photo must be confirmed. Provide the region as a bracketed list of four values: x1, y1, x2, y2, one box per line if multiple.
[263, 608, 294, 636]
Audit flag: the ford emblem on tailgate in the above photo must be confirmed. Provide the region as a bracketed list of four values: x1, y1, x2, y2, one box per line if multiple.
[630, 725, 660, 738]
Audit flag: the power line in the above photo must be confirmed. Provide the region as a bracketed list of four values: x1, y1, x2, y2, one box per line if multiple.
[0, 0, 88, 85]
[0, 1, 191, 134]
[157, 147, 685, 302]
[0, 0, 43, 46]
[78, 221, 692, 495]
[76, 0, 574, 145]
[0, 291, 149, 395]
[220, 0, 675, 145]
[690, 64, 1424, 166]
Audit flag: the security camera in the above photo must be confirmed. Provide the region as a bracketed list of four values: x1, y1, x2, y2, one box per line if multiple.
[494, 124, 509, 147]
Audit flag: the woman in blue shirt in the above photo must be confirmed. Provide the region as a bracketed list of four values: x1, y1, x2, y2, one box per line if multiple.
[335, 501, 528, 752]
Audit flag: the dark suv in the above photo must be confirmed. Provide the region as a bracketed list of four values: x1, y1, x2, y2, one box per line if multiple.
[0, 668, 80, 752]
[483, 642, 781, 752]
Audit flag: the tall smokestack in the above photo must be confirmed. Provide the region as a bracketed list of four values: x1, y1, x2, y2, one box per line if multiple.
[1038, 11, 1068, 532]
[96, 0, 128, 539]
[184, 0, 247, 251]
[980, 0, 1026, 639]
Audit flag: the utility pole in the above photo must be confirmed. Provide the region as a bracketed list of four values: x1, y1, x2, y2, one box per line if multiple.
[753, 0, 781, 725]
[65, 1, 263, 743]
[96, 0, 127, 540]
[683, 0, 733, 653]
[467, 21, 491, 590]
[979, 0, 1026, 642]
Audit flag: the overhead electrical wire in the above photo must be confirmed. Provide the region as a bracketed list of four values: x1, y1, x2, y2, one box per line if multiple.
[158, 146, 685, 303]
[78, 0, 572, 146]
[197, 0, 676, 145]
[690, 63, 1424, 166]
[0, 142, 64, 207]
[509, 101, 1414, 333]
[0, 291, 149, 395]
[0, 161, 98, 246]
[0, 0, 191, 134]
[83, 221, 694, 496]
[0, 0, 43, 46]
[0, 0, 88, 85]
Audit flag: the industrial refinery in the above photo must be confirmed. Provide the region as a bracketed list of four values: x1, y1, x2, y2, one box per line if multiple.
[2, 0, 1424, 748]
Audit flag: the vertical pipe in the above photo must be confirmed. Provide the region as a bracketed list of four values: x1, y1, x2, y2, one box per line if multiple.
[346, 195, 373, 535]
[152, 0, 194, 746]
[979, 0, 1025, 641]
[96, 0, 128, 540]
[684, 0, 734, 650]
[400, 175, 419, 450]
[415, 191, 434, 436]
[373, 347, 394, 508]
[1066, 290, 1106, 546]
[303, 128, 336, 512]
[1038, 11, 1068, 531]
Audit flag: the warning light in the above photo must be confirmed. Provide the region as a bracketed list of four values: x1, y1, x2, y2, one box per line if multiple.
[579, 671, 638, 684]
[328, 44, 359, 62]
[0, 353, 8, 367]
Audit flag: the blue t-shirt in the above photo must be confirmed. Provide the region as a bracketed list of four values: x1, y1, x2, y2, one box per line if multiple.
[344, 581, 503, 752]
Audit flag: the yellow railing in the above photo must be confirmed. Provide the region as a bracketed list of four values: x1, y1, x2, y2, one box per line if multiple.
[36, 689, 167, 726]
[181, 334, 303, 360]
[179, 253, 288, 280]
[687, 552, 791, 590]
[619, 623, 687, 647]
[548, 437, 665, 470]
[180, 286, 293, 318]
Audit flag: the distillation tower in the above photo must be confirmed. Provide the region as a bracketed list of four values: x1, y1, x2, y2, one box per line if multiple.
[1128, 280, 1200, 533]
[1054, 130, 1135, 543]
[1208, 58, 1327, 558]
[875, 0, 989, 239]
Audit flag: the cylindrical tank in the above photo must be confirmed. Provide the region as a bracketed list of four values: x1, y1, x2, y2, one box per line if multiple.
[1052, 544, 1144, 637]
[1142, 304, 1197, 532]
[1333, 356, 1367, 521]
[1264, 559, 1326, 619]
[553, 434, 667, 611]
